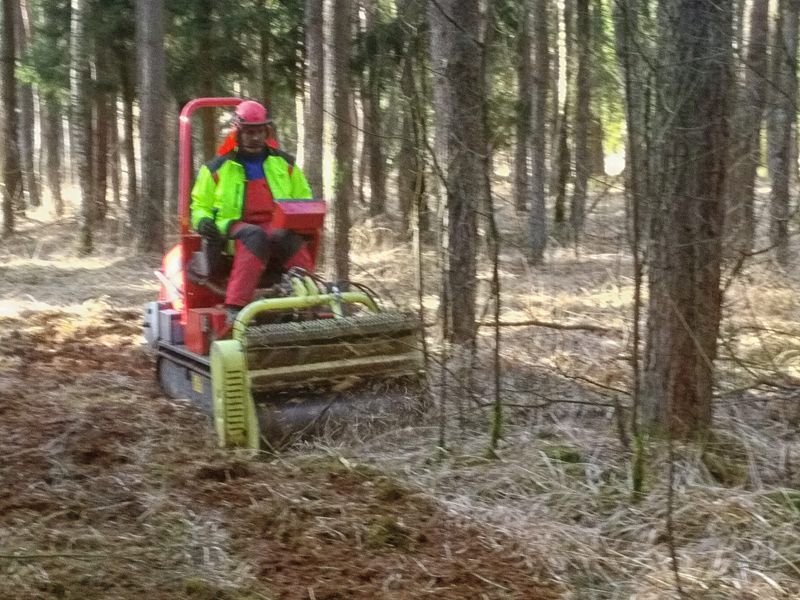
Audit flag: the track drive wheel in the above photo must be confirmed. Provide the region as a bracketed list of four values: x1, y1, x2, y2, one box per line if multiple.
[209, 340, 260, 450]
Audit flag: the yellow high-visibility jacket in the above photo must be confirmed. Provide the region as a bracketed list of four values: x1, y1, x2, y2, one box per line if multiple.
[190, 148, 312, 235]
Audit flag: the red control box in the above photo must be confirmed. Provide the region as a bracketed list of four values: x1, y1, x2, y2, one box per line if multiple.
[272, 199, 326, 230]
[185, 307, 229, 355]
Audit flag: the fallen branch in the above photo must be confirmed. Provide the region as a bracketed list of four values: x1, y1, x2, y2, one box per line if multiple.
[478, 319, 613, 333]
[0, 552, 115, 561]
[556, 371, 631, 396]
[469, 388, 627, 409]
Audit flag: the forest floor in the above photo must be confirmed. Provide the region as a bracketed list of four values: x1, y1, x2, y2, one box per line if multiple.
[2, 182, 800, 600]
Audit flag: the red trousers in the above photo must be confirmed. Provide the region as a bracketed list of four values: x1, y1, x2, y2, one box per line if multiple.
[225, 222, 314, 306]
[225, 179, 314, 307]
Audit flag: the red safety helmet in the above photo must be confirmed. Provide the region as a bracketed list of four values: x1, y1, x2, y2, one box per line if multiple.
[233, 100, 272, 128]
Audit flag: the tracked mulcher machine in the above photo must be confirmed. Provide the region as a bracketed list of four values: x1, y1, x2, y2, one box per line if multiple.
[143, 98, 424, 450]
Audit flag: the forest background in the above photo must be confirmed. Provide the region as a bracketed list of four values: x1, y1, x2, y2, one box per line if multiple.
[1, 0, 800, 598]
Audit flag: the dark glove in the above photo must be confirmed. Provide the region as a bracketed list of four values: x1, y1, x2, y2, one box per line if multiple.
[197, 218, 221, 242]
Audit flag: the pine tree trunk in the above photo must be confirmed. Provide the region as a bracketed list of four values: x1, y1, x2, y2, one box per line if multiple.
[725, 0, 768, 255]
[165, 96, 179, 220]
[588, 2, 605, 176]
[514, 3, 532, 213]
[548, 2, 560, 169]
[358, 87, 368, 206]
[197, 0, 216, 160]
[570, 0, 590, 239]
[643, 0, 733, 438]
[330, 0, 353, 280]
[768, 0, 798, 266]
[294, 57, 306, 166]
[2, 0, 21, 236]
[362, 0, 385, 216]
[529, 0, 549, 263]
[135, 0, 166, 254]
[109, 96, 121, 207]
[588, 113, 604, 175]
[552, 122, 569, 230]
[767, 5, 783, 180]
[303, 0, 324, 197]
[14, 0, 39, 209]
[428, 0, 450, 257]
[119, 55, 138, 228]
[614, 0, 653, 249]
[396, 0, 426, 235]
[259, 15, 271, 105]
[70, 0, 94, 253]
[397, 60, 414, 231]
[734, 0, 747, 55]
[397, 54, 417, 233]
[93, 47, 110, 222]
[42, 94, 63, 216]
[431, 0, 486, 345]
[551, 0, 573, 239]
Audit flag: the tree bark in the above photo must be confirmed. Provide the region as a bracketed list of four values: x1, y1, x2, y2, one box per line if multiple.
[734, 0, 747, 57]
[42, 94, 63, 216]
[259, 8, 273, 110]
[397, 52, 416, 233]
[93, 47, 110, 222]
[328, 0, 353, 280]
[135, 0, 166, 254]
[303, 0, 324, 197]
[362, 0, 386, 216]
[569, 0, 590, 239]
[529, 0, 549, 263]
[2, 0, 21, 236]
[588, 113, 604, 175]
[551, 0, 573, 238]
[39, 0, 63, 215]
[643, 0, 733, 438]
[614, 0, 653, 248]
[197, 0, 216, 160]
[767, 7, 781, 179]
[430, 0, 486, 345]
[118, 52, 138, 229]
[428, 0, 451, 257]
[109, 96, 121, 208]
[357, 72, 368, 207]
[768, 0, 798, 266]
[396, 0, 426, 235]
[725, 0, 769, 255]
[397, 61, 418, 233]
[587, 0, 605, 177]
[70, 0, 94, 253]
[14, 0, 39, 209]
[552, 117, 569, 231]
[165, 95, 179, 219]
[514, 3, 532, 213]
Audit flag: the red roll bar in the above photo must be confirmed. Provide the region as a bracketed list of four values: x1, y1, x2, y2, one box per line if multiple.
[178, 97, 243, 234]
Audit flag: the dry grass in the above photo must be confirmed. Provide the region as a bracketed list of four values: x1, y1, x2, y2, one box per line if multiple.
[343, 408, 800, 599]
[340, 179, 800, 599]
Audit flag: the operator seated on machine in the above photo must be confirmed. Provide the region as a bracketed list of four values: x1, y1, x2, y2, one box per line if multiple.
[190, 100, 314, 322]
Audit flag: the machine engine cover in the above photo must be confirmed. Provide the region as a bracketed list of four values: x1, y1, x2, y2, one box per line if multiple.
[143, 301, 169, 348]
[159, 309, 184, 345]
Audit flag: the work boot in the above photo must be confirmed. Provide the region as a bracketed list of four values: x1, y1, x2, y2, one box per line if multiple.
[225, 305, 242, 326]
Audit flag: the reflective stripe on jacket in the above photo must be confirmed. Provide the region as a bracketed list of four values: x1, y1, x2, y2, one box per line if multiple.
[190, 148, 313, 235]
